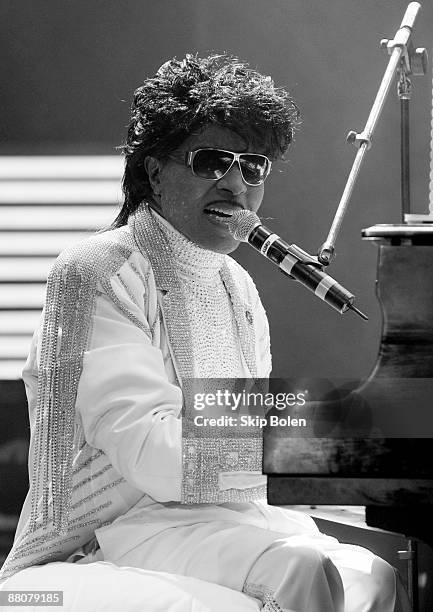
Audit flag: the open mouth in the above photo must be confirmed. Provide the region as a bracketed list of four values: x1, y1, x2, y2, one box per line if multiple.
[204, 208, 233, 218]
[204, 203, 242, 221]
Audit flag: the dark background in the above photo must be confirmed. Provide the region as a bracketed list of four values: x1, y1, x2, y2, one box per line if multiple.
[1, 0, 432, 378]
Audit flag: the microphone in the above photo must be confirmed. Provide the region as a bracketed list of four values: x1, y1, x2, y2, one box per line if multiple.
[227, 210, 368, 320]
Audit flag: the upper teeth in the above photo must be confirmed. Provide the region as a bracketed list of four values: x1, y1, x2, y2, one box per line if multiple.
[206, 207, 233, 216]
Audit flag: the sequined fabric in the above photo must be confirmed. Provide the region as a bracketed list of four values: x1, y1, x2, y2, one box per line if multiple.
[130, 205, 260, 381]
[0, 204, 268, 580]
[131, 205, 265, 504]
[154, 212, 245, 378]
[182, 437, 264, 504]
[243, 583, 284, 612]
[30, 234, 136, 534]
[1, 229, 147, 580]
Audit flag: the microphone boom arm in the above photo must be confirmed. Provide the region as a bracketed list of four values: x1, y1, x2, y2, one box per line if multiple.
[317, 1, 426, 265]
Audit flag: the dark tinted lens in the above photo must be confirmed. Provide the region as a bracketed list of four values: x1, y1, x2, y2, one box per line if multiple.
[239, 155, 269, 185]
[193, 150, 234, 179]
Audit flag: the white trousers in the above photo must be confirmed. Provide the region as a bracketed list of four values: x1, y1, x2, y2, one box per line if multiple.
[242, 537, 408, 612]
[86, 513, 410, 611]
[1, 506, 411, 612]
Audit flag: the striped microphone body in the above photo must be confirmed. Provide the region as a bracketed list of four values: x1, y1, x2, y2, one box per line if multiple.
[227, 210, 367, 320]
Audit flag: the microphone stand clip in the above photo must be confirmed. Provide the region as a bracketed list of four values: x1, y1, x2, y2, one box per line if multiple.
[285, 244, 323, 269]
[380, 38, 427, 78]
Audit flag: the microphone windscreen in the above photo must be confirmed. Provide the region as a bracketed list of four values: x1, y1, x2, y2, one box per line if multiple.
[227, 210, 260, 241]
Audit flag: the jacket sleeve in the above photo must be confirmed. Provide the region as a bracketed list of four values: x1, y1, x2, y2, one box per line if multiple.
[74, 254, 183, 502]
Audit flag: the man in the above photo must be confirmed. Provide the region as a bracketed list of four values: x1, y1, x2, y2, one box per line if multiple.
[1, 53, 406, 611]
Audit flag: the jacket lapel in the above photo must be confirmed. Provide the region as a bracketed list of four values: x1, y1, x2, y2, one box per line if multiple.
[129, 204, 257, 380]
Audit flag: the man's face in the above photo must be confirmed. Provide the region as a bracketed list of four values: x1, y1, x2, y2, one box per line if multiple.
[149, 124, 266, 254]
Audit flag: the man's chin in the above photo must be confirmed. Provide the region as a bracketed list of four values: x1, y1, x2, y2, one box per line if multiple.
[219, 240, 241, 255]
[199, 235, 240, 255]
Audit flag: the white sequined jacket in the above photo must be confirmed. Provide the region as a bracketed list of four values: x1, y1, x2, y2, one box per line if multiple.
[0, 205, 271, 580]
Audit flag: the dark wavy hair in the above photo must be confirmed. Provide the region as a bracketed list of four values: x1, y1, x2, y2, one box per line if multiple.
[112, 52, 300, 227]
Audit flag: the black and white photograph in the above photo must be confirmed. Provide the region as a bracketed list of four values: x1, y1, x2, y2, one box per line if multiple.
[1, 1, 433, 610]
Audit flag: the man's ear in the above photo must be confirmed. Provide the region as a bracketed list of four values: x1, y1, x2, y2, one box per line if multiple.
[144, 156, 163, 197]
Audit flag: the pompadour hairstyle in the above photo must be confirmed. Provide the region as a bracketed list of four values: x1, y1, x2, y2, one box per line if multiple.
[113, 52, 300, 227]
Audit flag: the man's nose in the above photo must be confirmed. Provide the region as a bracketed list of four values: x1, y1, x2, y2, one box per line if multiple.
[216, 162, 246, 195]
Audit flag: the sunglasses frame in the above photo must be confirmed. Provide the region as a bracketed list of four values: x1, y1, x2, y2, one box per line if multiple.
[185, 148, 272, 186]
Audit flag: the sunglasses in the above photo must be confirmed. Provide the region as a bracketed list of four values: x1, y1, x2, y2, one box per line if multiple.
[183, 148, 272, 186]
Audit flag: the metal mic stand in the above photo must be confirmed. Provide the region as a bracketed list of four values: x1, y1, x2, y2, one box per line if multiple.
[395, 40, 428, 220]
[317, 2, 427, 266]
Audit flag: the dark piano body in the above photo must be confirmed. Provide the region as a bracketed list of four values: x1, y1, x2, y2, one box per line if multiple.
[264, 225, 433, 547]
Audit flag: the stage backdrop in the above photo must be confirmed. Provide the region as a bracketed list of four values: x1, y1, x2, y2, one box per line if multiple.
[1, 0, 432, 378]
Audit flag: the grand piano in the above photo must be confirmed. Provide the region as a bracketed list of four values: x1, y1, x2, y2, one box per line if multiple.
[263, 7, 433, 608]
[264, 2, 433, 564]
[263, 223, 433, 610]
